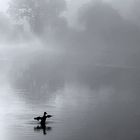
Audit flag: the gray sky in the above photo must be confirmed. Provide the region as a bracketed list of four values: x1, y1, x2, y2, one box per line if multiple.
[63, 0, 135, 27]
[0, 0, 139, 68]
[0, 0, 10, 12]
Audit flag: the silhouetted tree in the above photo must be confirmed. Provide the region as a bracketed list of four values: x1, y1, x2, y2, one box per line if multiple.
[8, 0, 66, 34]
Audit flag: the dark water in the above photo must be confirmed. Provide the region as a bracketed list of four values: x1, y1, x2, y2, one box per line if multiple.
[1, 53, 140, 140]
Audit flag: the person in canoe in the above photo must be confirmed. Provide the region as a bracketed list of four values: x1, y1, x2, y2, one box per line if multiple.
[34, 112, 52, 124]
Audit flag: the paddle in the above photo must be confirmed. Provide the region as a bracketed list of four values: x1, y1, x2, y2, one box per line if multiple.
[46, 115, 53, 118]
[34, 116, 42, 121]
[34, 115, 53, 120]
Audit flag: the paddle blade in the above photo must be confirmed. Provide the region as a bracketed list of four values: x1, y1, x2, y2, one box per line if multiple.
[34, 116, 42, 121]
[46, 115, 53, 118]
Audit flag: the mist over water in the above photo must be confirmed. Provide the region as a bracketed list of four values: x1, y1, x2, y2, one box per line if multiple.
[1, 0, 140, 140]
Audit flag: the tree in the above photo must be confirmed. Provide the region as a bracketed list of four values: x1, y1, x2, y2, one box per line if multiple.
[8, 0, 66, 34]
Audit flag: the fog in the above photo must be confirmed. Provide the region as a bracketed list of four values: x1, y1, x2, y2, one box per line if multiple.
[1, 0, 140, 140]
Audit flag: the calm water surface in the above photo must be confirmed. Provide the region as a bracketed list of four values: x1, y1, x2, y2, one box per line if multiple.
[0, 58, 140, 140]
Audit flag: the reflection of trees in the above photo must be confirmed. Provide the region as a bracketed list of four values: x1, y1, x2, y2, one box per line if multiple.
[8, 0, 66, 34]
[10, 52, 140, 104]
[11, 53, 65, 103]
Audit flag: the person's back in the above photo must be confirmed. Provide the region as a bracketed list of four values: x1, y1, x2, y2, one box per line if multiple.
[41, 112, 47, 124]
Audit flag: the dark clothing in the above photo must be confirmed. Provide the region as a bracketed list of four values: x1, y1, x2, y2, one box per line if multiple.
[34, 112, 52, 124]
[40, 115, 47, 124]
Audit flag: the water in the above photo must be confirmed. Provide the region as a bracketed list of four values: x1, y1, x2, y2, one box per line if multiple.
[0, 55, 140, 140]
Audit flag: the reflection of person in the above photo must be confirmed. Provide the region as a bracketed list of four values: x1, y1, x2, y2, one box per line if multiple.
[34, 123, 52, 135]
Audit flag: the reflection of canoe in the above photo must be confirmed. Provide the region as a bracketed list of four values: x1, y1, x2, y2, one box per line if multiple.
[34, 124, 52, 135]
[34, 115, 53, 121]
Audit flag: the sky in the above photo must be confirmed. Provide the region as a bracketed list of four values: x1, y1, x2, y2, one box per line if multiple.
[63, 0, 135, 27]
[0, 0, 135, 19]
[0, 0, 10, 12]
[0, 0, 140, 76]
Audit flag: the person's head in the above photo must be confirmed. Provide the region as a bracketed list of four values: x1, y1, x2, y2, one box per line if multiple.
[44, 112, 47, 115]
